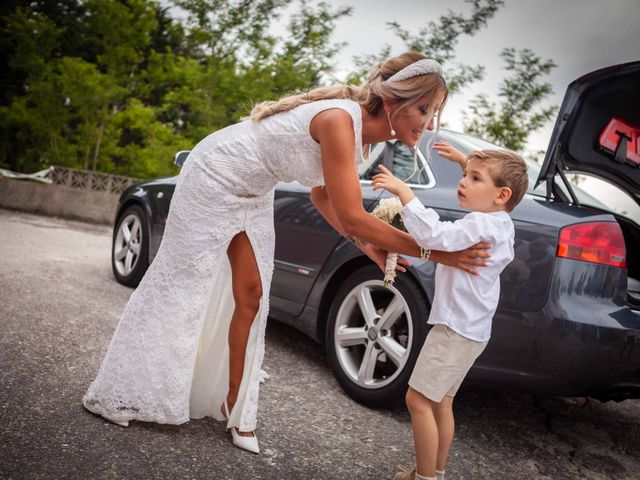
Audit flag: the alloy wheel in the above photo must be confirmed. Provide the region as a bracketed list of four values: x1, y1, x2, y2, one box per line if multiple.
[333, 279, 413, 389]
[113, 213, 143, 277]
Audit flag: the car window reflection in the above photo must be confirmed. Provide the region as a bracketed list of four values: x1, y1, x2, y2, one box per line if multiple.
[360, 141, 432, 186]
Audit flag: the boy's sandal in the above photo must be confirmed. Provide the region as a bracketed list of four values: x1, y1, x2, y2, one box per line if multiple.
[393, 464, 417, 480]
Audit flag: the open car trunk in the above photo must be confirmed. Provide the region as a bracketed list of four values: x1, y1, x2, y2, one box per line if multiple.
[616, 214, 640, 307]
[536, 61, 640, 308]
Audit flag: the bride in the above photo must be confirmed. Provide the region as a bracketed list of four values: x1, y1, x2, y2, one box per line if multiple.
[82, 51, 488, 454]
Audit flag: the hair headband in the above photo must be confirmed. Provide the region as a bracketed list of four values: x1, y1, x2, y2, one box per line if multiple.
[385, 59, 444, 83]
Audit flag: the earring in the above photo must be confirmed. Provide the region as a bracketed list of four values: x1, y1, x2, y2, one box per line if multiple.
[386, 111, 396, 137]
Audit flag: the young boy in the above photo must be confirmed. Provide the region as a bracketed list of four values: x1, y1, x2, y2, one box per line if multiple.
[371, 142, 529, 480]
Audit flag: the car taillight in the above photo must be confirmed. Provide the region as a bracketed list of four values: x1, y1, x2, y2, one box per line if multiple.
[557, 222, 626, 268]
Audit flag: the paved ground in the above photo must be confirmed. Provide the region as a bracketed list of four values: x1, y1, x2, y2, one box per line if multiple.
[1, 208, 640, 480]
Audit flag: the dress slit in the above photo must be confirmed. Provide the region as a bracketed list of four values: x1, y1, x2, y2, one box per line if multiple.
[189, 227, 272, 432]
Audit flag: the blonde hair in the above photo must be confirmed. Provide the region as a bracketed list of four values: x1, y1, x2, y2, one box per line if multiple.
[249, 51, 449, 127]
[467, 149, 529, 212]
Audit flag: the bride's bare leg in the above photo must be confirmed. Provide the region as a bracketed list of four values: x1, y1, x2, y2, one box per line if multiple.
[224, 232, 262, 437]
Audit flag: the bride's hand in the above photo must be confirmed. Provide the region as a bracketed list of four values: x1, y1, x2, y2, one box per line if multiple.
[360, 244, 411, 273]
[432, 242, 491, 275]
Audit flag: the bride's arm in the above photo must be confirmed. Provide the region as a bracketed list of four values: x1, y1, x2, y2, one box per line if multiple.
[311, 109, 419, 255]
[310, 109, 490, 274]
[310, 186, 410, 272]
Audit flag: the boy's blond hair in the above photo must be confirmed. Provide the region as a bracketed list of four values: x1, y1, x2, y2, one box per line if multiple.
[467, 149, 528, 212]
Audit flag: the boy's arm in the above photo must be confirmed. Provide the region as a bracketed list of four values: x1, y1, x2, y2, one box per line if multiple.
[372, 164, 490, 251]
[364, 165, 494, 272]
[371, 165, 416, 205]
[401, 199, 491, 252]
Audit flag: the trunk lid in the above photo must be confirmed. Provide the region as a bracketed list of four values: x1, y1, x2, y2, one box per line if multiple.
[535, 61, 640, 205]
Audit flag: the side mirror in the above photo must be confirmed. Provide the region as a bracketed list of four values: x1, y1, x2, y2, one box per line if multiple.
[174, 150, 191, 168]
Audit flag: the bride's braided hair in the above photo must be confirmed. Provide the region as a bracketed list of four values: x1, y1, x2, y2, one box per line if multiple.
[249, 51, 448, 125]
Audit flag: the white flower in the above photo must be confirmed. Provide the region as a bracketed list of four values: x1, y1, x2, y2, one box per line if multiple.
[371, 197, 403, 224]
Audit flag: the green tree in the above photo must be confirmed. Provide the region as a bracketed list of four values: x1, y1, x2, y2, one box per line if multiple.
[276, 1, 351, 85]
[173, 0, 289, 60]
[81, 0, 159, 87]
[101, 98, 192, 177]
[462, 47, 557, 153]
[234, 1, 352, 113]
[0, 0, 87, 107]
[0, 0, 174, 173]
[0, 7, 65, 171]
[1, 0, 353, 177]
[348, 0, 504, 92]
[158, 0, 351, 142]
[157, 56, 235, 141]
[0, 57, 125, 172]
[0, 6, 61, 99]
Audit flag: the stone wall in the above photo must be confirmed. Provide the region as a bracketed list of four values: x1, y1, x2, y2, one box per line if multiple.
[0, 177, 119, 225]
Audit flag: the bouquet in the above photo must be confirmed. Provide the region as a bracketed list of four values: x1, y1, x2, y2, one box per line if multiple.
[370, 197, 406, 287]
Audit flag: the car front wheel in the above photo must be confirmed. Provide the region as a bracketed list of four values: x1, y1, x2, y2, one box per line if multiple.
[112, 205, 149, 287]
[325, 265, 430, 407]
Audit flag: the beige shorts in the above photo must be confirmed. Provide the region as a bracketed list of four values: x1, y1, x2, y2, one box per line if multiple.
[409, 324, 488, 403]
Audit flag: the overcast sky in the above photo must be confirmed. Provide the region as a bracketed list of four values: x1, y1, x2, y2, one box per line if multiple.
[320, 0, 640, 153]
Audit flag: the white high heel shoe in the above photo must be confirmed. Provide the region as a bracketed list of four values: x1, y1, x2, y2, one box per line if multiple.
[221, 400, 260, 454]
[104, 416, 129, 427]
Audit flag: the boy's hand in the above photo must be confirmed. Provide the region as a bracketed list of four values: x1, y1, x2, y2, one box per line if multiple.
[433, 141, 467, 170]
[371, 165, 415, 205]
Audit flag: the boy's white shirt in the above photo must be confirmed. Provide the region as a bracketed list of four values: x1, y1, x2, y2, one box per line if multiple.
[401, 197, 515, 342]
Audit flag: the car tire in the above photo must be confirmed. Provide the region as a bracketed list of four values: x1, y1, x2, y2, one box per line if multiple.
[325, 264, 430, 408]
[111, 205, 149, 287]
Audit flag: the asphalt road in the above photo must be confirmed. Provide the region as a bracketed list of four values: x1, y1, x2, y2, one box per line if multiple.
[1, 208, 640, 480]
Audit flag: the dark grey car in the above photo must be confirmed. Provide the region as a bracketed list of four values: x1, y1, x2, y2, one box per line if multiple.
[111, 62, 640, 407]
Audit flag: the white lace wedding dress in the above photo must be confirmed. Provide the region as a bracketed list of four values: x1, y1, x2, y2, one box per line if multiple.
[83, 99, 366, 432]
